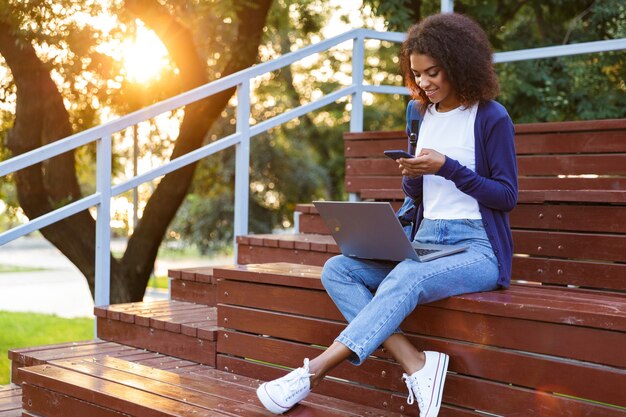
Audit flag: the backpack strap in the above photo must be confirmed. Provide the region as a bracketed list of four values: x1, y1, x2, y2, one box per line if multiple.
[405, 100, 422, 154]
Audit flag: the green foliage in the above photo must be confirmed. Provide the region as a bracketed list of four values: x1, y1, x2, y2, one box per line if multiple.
[0, 311, 94, 384]
[488, 0, 626, 122]
[367, 0, 626, 123]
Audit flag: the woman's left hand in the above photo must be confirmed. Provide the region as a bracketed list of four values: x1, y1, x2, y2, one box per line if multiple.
[398, 148, 446, 178]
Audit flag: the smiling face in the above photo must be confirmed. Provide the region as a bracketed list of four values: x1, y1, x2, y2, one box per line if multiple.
[409, 53, 460, 112]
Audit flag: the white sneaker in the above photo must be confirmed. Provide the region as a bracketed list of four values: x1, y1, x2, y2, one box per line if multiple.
[402, 351, 449, 417]
[256, 359, 313, 414]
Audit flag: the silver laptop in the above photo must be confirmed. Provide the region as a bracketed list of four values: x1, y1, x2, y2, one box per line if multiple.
[313, 201, 468, 262]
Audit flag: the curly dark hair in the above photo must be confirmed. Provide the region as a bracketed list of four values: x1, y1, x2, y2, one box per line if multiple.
[400, 13, 499, 113]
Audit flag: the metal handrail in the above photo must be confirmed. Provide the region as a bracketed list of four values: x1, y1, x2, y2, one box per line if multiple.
[1, 26, 625, 307]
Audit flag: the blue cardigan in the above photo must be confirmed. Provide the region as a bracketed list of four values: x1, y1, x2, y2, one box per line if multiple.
[402, 100, 518, 287]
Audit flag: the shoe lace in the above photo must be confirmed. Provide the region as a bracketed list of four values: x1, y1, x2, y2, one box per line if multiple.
[402, 373, 425, 408]
[282, 359, 314, 391]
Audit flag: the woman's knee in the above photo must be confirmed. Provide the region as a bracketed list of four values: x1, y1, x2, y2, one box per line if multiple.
[321, 255, 349, 289]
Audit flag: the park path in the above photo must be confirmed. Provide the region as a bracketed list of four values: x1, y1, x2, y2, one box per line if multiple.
[0, 237, 229, 318]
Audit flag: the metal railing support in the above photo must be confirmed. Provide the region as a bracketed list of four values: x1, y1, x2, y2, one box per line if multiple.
[441, 0, 454, 13]
[234, 80, 251, 258]
[350, 33, 365, 133]
[95, 134, 112, 307]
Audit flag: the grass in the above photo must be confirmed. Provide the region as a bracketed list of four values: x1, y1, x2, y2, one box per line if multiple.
[147, 275, 169, 289]
[0, 311, 94, 385]
[0, 265, 45, 273]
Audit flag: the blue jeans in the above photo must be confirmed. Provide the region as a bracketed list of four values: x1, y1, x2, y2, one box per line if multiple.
[321, 218, 499, 365]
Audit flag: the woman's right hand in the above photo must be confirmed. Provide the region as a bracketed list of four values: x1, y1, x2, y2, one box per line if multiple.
[398, 148, 446, 178]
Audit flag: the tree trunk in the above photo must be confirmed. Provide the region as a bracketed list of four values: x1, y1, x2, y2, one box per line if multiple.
[0, 0, 273, 304]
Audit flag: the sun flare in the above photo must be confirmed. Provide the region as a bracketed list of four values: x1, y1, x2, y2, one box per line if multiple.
[121, 21, 169, 83]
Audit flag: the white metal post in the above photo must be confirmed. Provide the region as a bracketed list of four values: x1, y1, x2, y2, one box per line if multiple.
[95, 134, 112, 307]
[234, 80, 251, 258]
[349, 33, 365, 202]
[441, 0, 454, 13]
[132, 124, 139, 231]
[350, 33, 365, 133]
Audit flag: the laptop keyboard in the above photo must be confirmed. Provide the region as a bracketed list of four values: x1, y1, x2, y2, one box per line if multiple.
[414, 248, 440, 256]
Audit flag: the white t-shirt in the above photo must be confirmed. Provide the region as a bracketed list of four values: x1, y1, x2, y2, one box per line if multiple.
[417, 103, 482, 220]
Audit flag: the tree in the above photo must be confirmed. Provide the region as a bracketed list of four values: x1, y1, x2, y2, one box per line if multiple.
[167, 0, 413, 252]
[0, 0, 273, 303]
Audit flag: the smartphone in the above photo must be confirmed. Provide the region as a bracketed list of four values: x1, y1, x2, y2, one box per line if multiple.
[384, 150, 414, 160]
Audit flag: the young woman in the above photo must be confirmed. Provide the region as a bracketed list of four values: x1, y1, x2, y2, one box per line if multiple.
[257, 13, 517, 417]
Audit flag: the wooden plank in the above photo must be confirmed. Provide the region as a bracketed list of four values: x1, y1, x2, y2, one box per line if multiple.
[347, 176, 626, 196]
[96, 317, 216, 366]
[146, 307, 216, 332]
[514, 118, 626, 134]
[94, 300, 174, 320]
[18, 342, 136, 367]
[346, 158, 401, 176]
[9, 340, 105, 363]
[512, 229, 626, 262]
[222, 319, 626, 408]
[347, 174, 626, 193]
[123, 358, 404, 416]
[170, 279, 217, 305]
[512, 257, 626, 290]
[218, 353, 624, 417]
[403, 305, 626, 368]
[114, 301, 204, 324]
[10, 342, 171, 385]
[237, 245, 332, 267]
[344, 131, 406, 141]
[51, 359, 276, 417]
[216, 264, 626, 329]
[517, 177, 626, 191]
[295, 203, 316, 214]
[218, 280, 339, 320]
[358, 189, 626, 204]
[52, 358, 371, 417]
[19, 365, 234, 417]
[360, 189, 405, 200]
[430, 288, 626, 331]
[217, 355, 413, 416]
[298, 213, 330, 235]
[186, 365, 406, 417]
[214, 263, 324, 289]
[515, 130, 626, 154]
[442, 372, 626, 417]
[218, 302, 626, 375]
[510, 203, 626, 233]
[345, 176, 402, 193]
[168, 266, 219, 283]
[21, 382, 131, 417]
[518, 190, 626, 204]
[517, 154, 626, 176]
[217, 330, 398, 390]
[0, 385, 21, 416]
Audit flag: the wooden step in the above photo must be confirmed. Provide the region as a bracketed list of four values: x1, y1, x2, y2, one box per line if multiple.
[296, 204, 329, 235]
[0, 384, 22, 417]
[19, 356, 403, 417]
[8, 339, 200, 386]
[214, 262, 626, 413]
[167, 266, 221, 305]
[296, 202, 404, 235]
[95, 300, 219, 366]
[236, 233, 338, 266]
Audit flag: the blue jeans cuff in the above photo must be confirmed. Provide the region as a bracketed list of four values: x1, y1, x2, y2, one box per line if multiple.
[335, 335, 365, 365]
